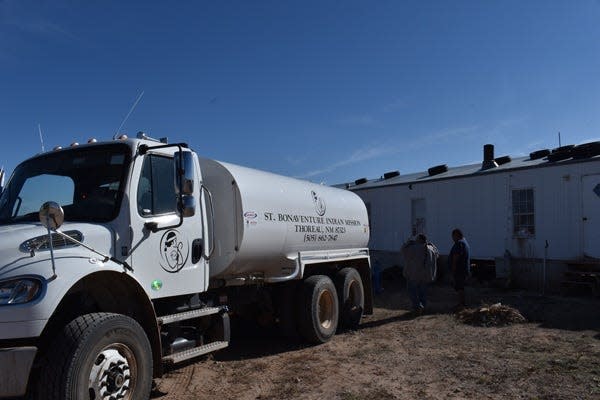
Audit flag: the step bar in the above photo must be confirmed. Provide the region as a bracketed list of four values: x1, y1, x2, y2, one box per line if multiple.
[157, 306, 223, 325]
[162, 341, 229, 364]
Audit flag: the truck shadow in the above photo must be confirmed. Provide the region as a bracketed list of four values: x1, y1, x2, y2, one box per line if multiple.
[214, 330, 308, 362]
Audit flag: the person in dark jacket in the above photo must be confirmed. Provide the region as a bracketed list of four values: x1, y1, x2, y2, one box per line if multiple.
[449, 228, 470, 308]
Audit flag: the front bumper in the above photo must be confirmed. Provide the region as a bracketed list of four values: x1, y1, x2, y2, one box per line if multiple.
[0, 347, 37, 398]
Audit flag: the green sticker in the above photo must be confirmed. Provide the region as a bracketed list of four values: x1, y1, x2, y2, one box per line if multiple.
[151, 280, 163, 291]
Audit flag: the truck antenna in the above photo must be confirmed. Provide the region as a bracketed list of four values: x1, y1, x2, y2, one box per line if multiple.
[113, 90, 145, 139]
[38, 124, 45, 152]
[558, 131, 562, 147]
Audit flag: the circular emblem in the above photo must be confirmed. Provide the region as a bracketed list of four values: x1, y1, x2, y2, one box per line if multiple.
[311, 190, 327, 216]
[159, 229, 189, 273]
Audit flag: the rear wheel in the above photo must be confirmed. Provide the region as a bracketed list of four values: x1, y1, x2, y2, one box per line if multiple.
[37, 313, 153, 400]
[335, 268, 365, 329]
[297, 275, 339, 344]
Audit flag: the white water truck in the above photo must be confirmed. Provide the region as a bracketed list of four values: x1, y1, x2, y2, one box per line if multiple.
[0, 133, 372, 399]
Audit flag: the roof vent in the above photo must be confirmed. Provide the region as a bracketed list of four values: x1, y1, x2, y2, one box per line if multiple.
[494, 155, 511, 165]
[572, 141, 600, 159]
[547, 144, 574, 162]
[428, 164, 448, 176]
[552, 144, 575, 153]
[354, 178, 368, 185]
[529, 149, 550, 160]
[383, 170, 400, 180]
[481, 144, 498, 170]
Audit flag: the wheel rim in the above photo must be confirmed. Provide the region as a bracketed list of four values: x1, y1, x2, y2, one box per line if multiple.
[88, 343, 137, 400]
[317, 289, 335, 330]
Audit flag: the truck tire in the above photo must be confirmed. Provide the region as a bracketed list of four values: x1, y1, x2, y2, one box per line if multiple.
[334, 268, 365, 330]
[297, 275, 339, 344]
[37, 313, 153, 400]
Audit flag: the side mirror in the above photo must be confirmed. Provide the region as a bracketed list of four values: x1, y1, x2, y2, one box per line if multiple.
[174, 151, 194, 196]
[174, 151, 196, 218]
[0, 168, 4, 196]
[39, 201, 64, 230]
[181, 195, 195, 217]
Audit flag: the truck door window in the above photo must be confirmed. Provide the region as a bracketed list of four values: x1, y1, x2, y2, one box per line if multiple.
[137, 155, 176, 216]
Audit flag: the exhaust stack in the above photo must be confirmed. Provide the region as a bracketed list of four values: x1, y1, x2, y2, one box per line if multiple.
[481, 144, 498, 170]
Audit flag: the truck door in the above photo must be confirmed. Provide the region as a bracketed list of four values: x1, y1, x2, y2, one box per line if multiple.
[582, 174, 600, 258]
[129, 149, 208, 298]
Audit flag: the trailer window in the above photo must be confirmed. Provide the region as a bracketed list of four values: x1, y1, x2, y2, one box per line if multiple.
[137, 155, 176, 216]
[512, 188, 535, 236]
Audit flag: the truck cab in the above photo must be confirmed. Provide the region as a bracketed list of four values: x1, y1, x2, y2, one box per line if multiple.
[0, 134, 372, 399]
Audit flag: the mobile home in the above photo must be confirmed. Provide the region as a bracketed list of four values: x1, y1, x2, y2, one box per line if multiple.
[345, 143, 600, 292]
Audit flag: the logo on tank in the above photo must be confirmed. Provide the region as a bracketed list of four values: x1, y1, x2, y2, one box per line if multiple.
[311, 190, 327, 216]
[159, 229, 189, 273]
[244, 211, 258, 225]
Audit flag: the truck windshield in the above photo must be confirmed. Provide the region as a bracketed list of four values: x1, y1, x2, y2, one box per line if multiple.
[0, 144, 131, 224]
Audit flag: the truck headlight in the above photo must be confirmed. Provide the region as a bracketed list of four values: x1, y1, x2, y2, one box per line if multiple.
[0, 278, 42, 305]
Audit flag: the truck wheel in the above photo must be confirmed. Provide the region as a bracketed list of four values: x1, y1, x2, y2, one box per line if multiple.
[335, 268, 365, 330]
[38, 313, 153, 400]
[298, 275, 339, 344]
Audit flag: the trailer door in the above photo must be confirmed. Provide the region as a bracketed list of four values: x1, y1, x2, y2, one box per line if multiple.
[582, 174, 600, 258]
[411, 198, 426, 235]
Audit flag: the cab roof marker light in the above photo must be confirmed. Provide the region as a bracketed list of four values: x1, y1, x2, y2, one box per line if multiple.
[118, 134, 128, 140]
[53, 146, 62, 151]
[87, 138, 97, 144]
[70, 142, 79, 147]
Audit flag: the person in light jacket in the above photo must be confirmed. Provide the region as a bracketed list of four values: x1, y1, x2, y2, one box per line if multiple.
[401, 234, 439, 314]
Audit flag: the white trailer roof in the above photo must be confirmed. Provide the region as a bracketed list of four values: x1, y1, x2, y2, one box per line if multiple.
[342, 149, 600, 191]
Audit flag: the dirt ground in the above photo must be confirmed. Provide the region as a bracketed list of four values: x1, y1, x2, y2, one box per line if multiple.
[153, 280, 600, 400]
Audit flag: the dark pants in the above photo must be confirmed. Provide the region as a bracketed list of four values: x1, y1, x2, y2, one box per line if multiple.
[453, 273, 466, 291]
[407, 280, 428, 310]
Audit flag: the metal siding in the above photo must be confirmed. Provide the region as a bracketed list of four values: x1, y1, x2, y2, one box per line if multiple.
[582, 174, 600, 257]
[352, 160, 600, 263]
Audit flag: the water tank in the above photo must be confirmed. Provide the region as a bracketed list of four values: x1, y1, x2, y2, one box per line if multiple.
[198, 159, 370, 280]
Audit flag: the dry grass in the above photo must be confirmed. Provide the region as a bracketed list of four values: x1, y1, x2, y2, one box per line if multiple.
[154, 284, 600, 400]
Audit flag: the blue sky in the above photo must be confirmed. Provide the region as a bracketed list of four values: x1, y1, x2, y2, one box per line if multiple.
[1, 0, 600, 184]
